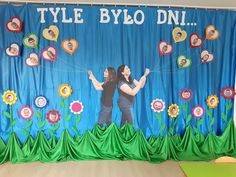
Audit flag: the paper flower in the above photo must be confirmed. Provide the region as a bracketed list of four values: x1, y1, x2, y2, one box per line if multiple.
[220, 86, 235, 100]
[58, 84, 72, 98]
[192, 106, 204, 118]
[19, 106, 34, 120]
[151, 99, 165, 113]
[46, 110, 60, 124]
[2, 90, 17, 105]
[70, 101, 84, 114]
[180, 89, 192, 101]
[206, 95, 219, 108]
[34, 96, 48, 109]
[168, 104, 179, 118]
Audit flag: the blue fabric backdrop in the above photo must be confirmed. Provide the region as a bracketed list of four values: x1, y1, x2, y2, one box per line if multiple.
[0, 4, 235, 143]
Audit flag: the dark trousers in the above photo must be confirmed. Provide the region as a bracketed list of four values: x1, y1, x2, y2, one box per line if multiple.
[98, 104, 112, 126]
[119, 106, 134, 127]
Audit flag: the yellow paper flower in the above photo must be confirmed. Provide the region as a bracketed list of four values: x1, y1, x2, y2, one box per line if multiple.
[206, 95, 219, 108]
[2, 90, 17, 105]
[168, 104, 179, 118]
[58, 84, 72, 98]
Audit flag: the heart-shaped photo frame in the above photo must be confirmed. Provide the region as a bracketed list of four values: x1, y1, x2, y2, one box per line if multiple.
[25, 53, 39, 67]
[190, 33, 203, 48]
[6, 43, 20, 57]
[158, 41, 173, 56]
[23, 33, 38, 48]
[41, 46, 57, 62]
[172, 27, 187, 43]
[6, 16, 23, 32]
[177, 55, 192, 68]
[205, 25, 219, 40]
[62, 39, 78, 55]
[200, 50, 214, 63]
[42, 25, 59, 41]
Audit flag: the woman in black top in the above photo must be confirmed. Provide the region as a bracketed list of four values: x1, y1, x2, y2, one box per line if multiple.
[88, 67, 116, 126]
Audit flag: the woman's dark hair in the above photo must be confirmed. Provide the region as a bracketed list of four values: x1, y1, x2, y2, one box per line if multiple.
[105, 67, 116, 83]
[117, 64, 133, 84]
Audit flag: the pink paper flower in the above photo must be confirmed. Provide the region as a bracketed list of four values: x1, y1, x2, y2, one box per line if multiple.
[151, 99, 165, 113]
[220, 86, 235, 100]
[192, 106, 204, 118]
[70, 101, 84, 114]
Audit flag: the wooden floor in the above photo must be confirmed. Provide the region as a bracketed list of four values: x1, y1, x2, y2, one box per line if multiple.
[0, 160, 184, 177]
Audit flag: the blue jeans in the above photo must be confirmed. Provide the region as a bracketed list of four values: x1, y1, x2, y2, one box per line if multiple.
[98, 104, 112, 126]
[119, 106, 134, 127]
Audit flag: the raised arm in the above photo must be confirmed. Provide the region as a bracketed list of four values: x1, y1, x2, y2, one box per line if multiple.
[120, 83, 141, 96]
[133, 68, 150, 88]
[88, 70, 104, 91]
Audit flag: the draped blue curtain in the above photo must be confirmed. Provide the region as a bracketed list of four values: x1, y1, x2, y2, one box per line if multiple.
[0, 4, 235, 143]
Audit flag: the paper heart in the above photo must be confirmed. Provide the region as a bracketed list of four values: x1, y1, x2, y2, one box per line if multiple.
[41, 46, 57, 62]
[6, 17, 22, 32]
[200, 50, 214, 63]
[158, 41, 173, 56]
[172, 27, 187, 43]
[23, 34, 38, 48]
[206, 25, 219, 40]
[62, 39, 78, 55]
[42, 25, 59, 41]
[177, 55, 192, 68]
[25, 53, 39, 67]
[6, 43, 20, 56]
[190, 33, 203, 48]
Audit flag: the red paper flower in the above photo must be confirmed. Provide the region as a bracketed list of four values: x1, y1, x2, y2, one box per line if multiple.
[46, 110, 60, 124]
[220, 86, 235, 100]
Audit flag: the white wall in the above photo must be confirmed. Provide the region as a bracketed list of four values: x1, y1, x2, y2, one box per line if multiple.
[1, 0, 236, 9]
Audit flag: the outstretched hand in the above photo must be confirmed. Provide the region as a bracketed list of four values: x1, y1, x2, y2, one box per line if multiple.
[88, 70, 94, 80]
[144, 68, 150, 77]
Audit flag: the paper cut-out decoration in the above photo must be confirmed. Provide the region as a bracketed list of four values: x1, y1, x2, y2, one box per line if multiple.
[192, 106, 204, 118]
[158, 41, 173, 56]
[206, 25, 219, 40]
[19, 106, 34, 120]
[34, 96, 48, 109]
[172, 27, 187, 43]
[41, 46, 57, 62]
[190, 33, 203, 48]
[2, 90, 17, 105]
[220, 86, 235, 100]
[180, 89, 192, 101]
[23, 34, 38, 48]
[62, 39, 78, 55]
[42, 25, 59, 41]
[6, 16, 22, 32]
[6, 43, 20, 57]
[200, 50, 214, 63]
[206, 95, 219, 108]
[46, 110, 60, 124]
[70, 101, 84, 114]
[25, 53, 39, 67]
[168, 104, 179, 118]
[177, 55, 192, 68]
[58, 84, 72, 98]
[151, 99, 165, 113]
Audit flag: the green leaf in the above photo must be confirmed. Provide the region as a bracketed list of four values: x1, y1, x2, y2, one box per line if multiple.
[226, 103, 233, 111]
[206, 109, 213, 117]
[221, 112, 227, 121]
[186, 114, 192, 123]
[35, 111, 42, 119]
[197, 118, 203, 127]
[59, 99, 66, 110]
[65, 114, 72, 121]
[39, 120, 46, 128]
[48, 129, 54, 136]
[181, 103, 188, 112]
[76, 115, 81, 123]
[210, 118, 215, 126]
[160, 124, 165, 133]
[26, 120, 33, 127]
[4, 111, 11, 119]
[53, 123, 60, 131]
[173, 119, 177, 126]
[10, 119, 17, 127]
[21, 128, 29, 135]
[155, 114, 162, 120]
[72, 126, 78, 134]
[169, 128, 174, 135]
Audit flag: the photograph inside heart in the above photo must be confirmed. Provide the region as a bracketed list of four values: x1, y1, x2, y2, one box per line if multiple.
[159, 41, 172, 55]
[42, 47, 57, 61]
[190, 34, 202, 47]
[177, 56, 191, 68]
[24, 35, 37, 47]
[43, 25, 59, 41]
[26, 53, 39, 66]
[6, 44, 20, 56]
[201, 51, 214, 63]
[7, 17, 22, 31]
